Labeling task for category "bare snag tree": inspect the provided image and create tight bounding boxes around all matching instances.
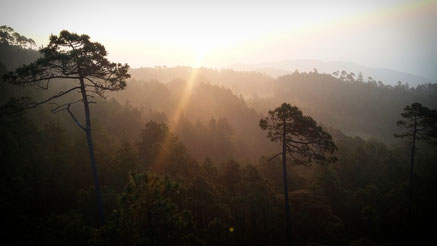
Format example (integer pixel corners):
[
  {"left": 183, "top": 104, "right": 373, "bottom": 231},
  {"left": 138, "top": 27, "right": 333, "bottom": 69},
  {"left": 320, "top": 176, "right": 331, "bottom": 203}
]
[
  {"left": 3, "top": 30, "right": 130, "bottom": 225},
  {"left": 259, "top": 103, "right": 337, "bottom": 245}
]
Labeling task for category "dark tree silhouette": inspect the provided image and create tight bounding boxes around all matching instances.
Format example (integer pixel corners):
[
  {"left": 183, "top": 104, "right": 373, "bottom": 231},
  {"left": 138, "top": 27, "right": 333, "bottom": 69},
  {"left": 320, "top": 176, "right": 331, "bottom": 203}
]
[
  {"left": 0, "top": 25, "right": 36, "bottom": 48},
  {"left": 3, "top": 30, "right": 130, "bottom": 225},
  {"left": 394, "top": 102, "right": 437, "bottom": 223},
  {"left": 259, "top": 103, "right": 337, "bottom": 245}
]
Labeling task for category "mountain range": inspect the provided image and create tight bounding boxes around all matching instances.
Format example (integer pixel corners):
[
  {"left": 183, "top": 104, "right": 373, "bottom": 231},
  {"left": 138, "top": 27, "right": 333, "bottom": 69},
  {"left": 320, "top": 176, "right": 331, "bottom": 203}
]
[{"left": 229, "top": 59, "right": 434, "bottom": 87}]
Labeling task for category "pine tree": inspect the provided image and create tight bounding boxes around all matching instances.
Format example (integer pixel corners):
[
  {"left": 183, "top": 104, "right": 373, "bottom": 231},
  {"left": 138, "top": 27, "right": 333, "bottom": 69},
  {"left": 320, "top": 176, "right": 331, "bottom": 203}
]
[
  {"left": 3, "top": 30, "right": 130, "bottom": 225},
  {"left": 260, "top": 103, "right": 337, "bottom": 245},
  {"left": 394, "top": 102, "right": 437, "bottom": 224}
]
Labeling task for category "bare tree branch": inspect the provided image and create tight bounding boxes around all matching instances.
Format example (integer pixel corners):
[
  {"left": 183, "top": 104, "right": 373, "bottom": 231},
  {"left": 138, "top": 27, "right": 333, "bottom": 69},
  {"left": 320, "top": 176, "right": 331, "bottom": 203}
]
[
  {"left": 267, "top": 152, "right": 283, "bottom": 161},
  {"left": 66, "top": 104, "right": 85, "bottom": 131}
]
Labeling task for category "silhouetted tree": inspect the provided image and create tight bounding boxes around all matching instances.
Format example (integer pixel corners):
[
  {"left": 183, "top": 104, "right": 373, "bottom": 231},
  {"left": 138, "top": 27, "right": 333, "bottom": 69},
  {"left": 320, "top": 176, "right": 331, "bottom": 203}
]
[
  {"left": 340, "top": 70, "right": 347, "bottom": 81},
  {"left": 259, "top": 103, "right": 337, "bottom": 245},
  {"left": 3, "top": 30, "right": 130, "bottom": 225},
  {"left": 357, "top": 72, "right": 364, "bottom": 83},
  {"left": 346, "top": 72, "right": 356, "bottom": 82},
  {"left": 0, "top": 25, "right": 14, "bottom": 45},
  {"left": 394, "top": 103, "right": 437, "bottom": 223},
  {"left": 0, "top": 25, "right": 35, "bottom": 48}
]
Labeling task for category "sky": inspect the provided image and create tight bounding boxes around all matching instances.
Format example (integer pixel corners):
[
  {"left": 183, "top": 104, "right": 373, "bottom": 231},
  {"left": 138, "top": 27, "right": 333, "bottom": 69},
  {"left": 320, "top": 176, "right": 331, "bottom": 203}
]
[{"left": 1, "top": 0, "right": 437, "bottom": 79}]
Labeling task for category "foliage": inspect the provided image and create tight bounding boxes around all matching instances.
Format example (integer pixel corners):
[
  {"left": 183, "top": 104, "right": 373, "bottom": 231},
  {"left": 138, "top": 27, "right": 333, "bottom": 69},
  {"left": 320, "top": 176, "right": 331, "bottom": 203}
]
[
  {"left": 92, "top": 172, "right": 201, "bottom": 246},
  {"left": 3, "top": 30, "right": 130, "bottom": 111},
  {"left": 260, "top": 103, "right": 337, "bottom": 165},
  {"left": 0, "top": 25, "right": 36, "bottom": 48},
  {"left": 2, "top": 30, "right": 437, "bottom": 246},
  {"left": 272, "top": 71, "right": 437, "bottom": 142},
  {"left": 2, "top": 30, "right": 130, "bottom": 225},
  {"left": 394, "top": 102, "right": 437, "bottom": 228},
  {"left": 394, "top": 102, "right": 437, "bottom": 144},
  {"left": 288, "top": 190, "right": 344, "bottom": 245}
]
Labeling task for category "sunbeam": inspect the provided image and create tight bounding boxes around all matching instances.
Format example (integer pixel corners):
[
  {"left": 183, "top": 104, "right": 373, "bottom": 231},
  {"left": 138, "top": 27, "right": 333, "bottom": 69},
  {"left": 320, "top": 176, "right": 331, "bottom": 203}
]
[{"left": 150, "top": 51, "right": 205, "bottom": 172}]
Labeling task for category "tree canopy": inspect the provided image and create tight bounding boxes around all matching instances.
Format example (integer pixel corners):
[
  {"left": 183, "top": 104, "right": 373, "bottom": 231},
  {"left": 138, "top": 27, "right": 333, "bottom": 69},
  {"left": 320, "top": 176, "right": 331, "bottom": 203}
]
[
  {"left": 395, "top": 102, "right": 437, "bottom": 144},
  {"left": 4, "top": 30, "right": 129, "bottom": 110},
  {"left": 0, "top": 25, "right": 36, "bottom": 48},
  {"left": 2, "top": 27, "right": 437, "bottom": 246},
  {"left": 259, "top": 103, "right": 337, "bottom": 245},
  {"left": 260, "top": 103, "right": 337, "bottom": 165}
]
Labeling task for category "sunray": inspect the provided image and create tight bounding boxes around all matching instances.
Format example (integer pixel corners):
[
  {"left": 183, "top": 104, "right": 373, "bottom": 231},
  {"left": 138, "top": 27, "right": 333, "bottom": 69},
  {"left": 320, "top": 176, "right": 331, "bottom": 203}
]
[{"left": 150, "top": 51, "right": 204, "bottom": 172}]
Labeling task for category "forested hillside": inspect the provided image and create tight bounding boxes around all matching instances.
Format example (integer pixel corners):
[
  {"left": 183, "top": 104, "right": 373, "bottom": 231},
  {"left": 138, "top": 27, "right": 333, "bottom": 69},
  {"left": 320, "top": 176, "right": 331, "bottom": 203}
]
[
  {"left": 124, "top": 67, "right": 437, "bottom": 143},
  {"left": 1, "top": 36, "right": 437, "bottom": 245}
]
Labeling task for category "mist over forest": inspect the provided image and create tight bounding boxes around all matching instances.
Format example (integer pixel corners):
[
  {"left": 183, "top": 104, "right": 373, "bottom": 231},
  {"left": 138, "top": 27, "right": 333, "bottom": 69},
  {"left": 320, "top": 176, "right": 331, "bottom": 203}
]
[{"left": 1, "top": 13, "right": 437, "bottom": 246}]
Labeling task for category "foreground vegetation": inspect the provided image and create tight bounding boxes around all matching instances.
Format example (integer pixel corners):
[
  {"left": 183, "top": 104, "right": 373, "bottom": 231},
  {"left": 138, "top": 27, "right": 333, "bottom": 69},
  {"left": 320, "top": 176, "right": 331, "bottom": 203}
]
[{"left": 2, "top": 105, "right": 436, "bottom": 245}]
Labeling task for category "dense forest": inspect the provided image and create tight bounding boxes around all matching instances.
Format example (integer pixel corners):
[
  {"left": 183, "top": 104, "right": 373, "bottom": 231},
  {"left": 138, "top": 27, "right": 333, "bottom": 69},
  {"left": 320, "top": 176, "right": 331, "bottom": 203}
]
[{"left": 1, "top": 28, "right": 437, "bottom": 246}]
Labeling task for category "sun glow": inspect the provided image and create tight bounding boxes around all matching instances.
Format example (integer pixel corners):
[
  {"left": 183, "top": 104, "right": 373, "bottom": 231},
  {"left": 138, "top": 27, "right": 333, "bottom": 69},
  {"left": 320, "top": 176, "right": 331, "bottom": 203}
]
[{"left": 3, "top": 0, "right": 437, "bottom": 77}]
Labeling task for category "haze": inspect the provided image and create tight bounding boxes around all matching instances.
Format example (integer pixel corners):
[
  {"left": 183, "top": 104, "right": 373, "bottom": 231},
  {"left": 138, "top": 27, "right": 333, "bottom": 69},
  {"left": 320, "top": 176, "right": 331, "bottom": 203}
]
[
  {"left": 2, "top": 0, "right": 437, "bottom": 245},
  {"left": 1, "top": 0, "right": 437, "bottom": 79}
]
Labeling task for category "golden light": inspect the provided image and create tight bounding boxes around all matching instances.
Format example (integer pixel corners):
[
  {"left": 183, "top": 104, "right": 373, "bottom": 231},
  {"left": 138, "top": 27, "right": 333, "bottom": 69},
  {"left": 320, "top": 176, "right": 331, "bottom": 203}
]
[{"left": 150, "top": 47, "right": 205, "bottom": 171}]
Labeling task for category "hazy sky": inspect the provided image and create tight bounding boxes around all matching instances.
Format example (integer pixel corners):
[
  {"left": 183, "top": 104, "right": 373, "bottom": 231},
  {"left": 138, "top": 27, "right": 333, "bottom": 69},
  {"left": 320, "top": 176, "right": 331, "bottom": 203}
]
[{"left": 1, "top": 0, "right": 437, "bottom": 79}]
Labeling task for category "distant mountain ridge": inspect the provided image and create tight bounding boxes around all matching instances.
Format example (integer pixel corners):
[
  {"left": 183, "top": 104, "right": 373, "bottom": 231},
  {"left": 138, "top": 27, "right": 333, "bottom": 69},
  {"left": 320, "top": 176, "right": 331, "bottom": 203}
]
[
  {"left": 230, "top": 59, "right": 434, "bottom": 87},
  {"left": 2, "top": 44, "right": 436, "bottom": 145}
]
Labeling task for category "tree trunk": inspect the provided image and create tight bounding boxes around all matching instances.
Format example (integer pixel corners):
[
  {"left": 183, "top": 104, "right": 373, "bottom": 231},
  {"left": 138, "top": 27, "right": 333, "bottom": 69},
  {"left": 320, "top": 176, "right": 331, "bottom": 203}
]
[
  {"left": 408, "top": 117, "right": 417, "bottom": 225},
  {"left": 79, "top": 77, "right": 105, "bottom": 226},
  {"left": 282, "top": 119, "right": 292, "bottom": 246}
]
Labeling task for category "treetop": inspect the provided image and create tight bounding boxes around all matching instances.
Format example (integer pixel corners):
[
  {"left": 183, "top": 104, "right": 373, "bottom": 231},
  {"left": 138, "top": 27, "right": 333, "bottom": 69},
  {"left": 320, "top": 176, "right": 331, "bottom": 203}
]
[
  {"left": 2, "top": 30, "right": 130, "bottom": 114},
  {"left": 260, "top": 103, "right": 337, "bottom": 165},
  {"left": 395, "top": 103, "right": 437, "bottom": 144},
  {"left": 4, "top": 30, "right": 130, "bottom": 94}
]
